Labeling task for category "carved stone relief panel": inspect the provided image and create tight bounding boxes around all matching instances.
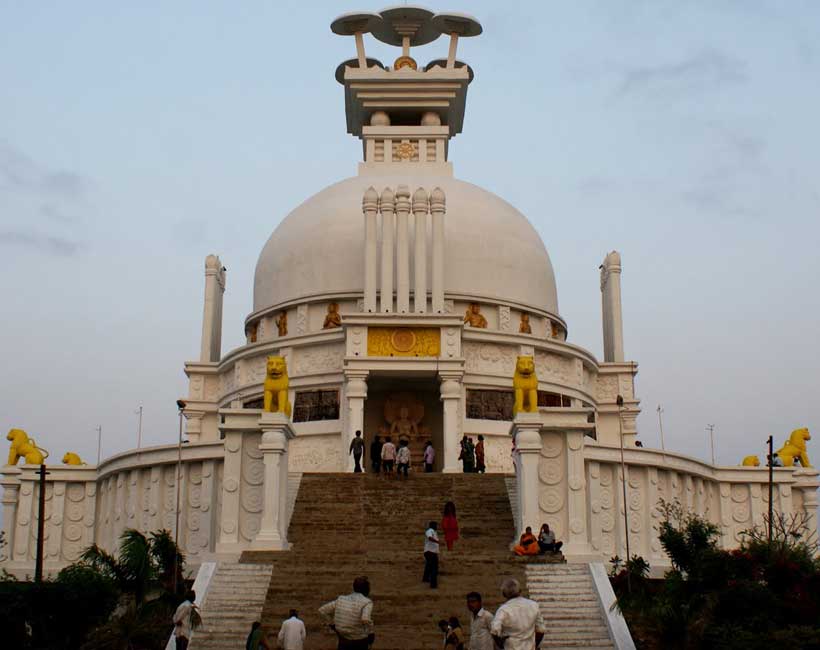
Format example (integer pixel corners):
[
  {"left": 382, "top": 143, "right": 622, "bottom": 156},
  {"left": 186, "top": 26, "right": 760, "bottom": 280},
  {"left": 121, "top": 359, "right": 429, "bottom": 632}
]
[
  {"left": 293, "top": 343, "right": 345, "bottom": 376},
  {"left": 535, "top": 351, "right": 577, "bottom": 387},
  {"left": 464, "top": 342, "right": 517, "bottom": 376},
  {"left": 596, "top": 375, "right": 619, "bottom": 402},
  {"left": 246, "top": 356, "right": 268, "bottom": 385},
  {"left": 239, "top": 432, "right": 264, "bottom": 543},
  {"left": 498, "top": 305, "right": 511, "bottom": 332},
  {"left": 296, "top": 304, "right": 309, "bottom": 335},
  {"left": 466, "top": 389, "right": 514, "bottom": 421},
  {"left": 289, "top": 434, "right": 342, "bottom": 472}
]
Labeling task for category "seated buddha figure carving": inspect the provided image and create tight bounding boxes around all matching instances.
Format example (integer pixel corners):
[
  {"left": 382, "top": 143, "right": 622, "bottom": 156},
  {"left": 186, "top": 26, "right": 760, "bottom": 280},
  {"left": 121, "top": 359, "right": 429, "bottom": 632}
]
[
  {"left": 519, "top": 313, "right": 532, "bottom": 334},
  {"left": 276, "top": 311, "right": 288, "bottom": 337},
  {"left": 323, "top": 302, "right": 342, "bottom": 329},
  {"left": 463, "top": 303, "right": 488, "bottom": 328},
  {"left": 391, "top": 406, "right": 418, "bottom": 443}
]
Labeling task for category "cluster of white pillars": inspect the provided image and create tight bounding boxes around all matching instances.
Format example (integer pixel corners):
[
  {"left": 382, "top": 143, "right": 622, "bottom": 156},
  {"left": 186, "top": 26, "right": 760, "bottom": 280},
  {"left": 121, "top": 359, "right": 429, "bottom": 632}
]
[{"left": 362, "top": 185, "right": 446, "bottom": 314}]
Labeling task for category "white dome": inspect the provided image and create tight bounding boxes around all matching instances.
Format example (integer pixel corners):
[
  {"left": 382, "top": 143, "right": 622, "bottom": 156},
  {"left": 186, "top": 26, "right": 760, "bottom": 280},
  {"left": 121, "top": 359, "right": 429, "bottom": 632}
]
[{"left": 253, "top": 174, "right": 559, "bottom": 316}]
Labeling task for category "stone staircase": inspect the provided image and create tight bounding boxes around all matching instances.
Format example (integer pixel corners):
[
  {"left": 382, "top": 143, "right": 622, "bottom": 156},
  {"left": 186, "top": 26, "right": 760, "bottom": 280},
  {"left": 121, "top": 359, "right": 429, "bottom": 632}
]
[
  {"left": 527, "top": 564, "right": 615, "bottom": 649},
  {"left": 242, "top": 472, "right": 567, "bottom": 650},
  {"left": 189, "top": 562, "right": 272, "bottom": 650}
]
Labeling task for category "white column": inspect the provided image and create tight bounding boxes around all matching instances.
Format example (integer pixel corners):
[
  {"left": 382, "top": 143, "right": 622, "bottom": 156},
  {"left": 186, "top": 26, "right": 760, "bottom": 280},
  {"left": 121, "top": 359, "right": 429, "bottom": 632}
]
[
  {"left": 250, "top": 413, "right": 295, "bottom": 550},
  {"left": 564, "top": 429, "right": 593, "bottom": 555},
  {"left": 413, "top": 187, "right": 428, "bottom": 313},
  {"left": 379, "top": 187, "right": 394, "bottom": 313},
  {"left": 345, "top": 372, "right": 368, "bottom": 472},
  {"left": 439, "top": 373, "right": 462, "bottom": 473},
  {"left": 511, "top": 413, "right": 542, "bottom": 538},
  {"left": 430, "top": 187, "right": 446, "bottom": 313},
  {"left": 362, "top": 187, "right": 378, "bottom": 313},
  {"left": 600, "top": 251, "right": 624, "bottom": 362},
  {"left": 200, "top": 255, "right": 226, "bottom": 362},
  {"left": 395, "top": 185, "right": 411, "bottom": 313},
  {"left": 447, "top": 33, "right": 459, "bottom": 68},
  {"left": 354, "top": 32, "right": 366, "bottom": 68},
  {"left": 0, "top": 467, "right": 21, "bottom": 563}
]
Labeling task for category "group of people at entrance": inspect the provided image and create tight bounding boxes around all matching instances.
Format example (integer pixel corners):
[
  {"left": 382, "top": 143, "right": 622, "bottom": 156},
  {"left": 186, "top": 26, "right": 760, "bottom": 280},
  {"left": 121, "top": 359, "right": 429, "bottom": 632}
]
[
  {"left": 513, "top": 524, "right": 563, "bottom": 556},
  {"left": 459, "top": 435, "right": 486, "bottom": 473},
  {"left": 349, "top": 430, "right": 437, "bottom": 475},
  {"left": 313, "top": 576, "right": 545, "bottom": 650}
]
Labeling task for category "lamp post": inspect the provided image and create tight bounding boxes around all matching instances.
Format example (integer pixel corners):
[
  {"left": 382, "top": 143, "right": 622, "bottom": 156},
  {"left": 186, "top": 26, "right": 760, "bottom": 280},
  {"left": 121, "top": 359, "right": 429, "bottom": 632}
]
[
  {"left": 657, "top": 405, "right": 666, "bottom": 460},
  {"left": 136, "top": 405, "right": 143, "bottom": 449},
  {"left": 34, "top": 463, "right": 50, "bottom": 583},
  {"left": 96, "top": 425, "right": 102, "bottom": 465},
  {"left": 617, "top": 395, "right": 631, "bottom": 592},
  {"left": 707, "top": 424, "right": 716, "bottom": 466},
  {"left": 767, "top": 435, "right": 774, "bottom": 544},
  {"left": 173, "top": 399, "right": 186, "bottom": 594}
]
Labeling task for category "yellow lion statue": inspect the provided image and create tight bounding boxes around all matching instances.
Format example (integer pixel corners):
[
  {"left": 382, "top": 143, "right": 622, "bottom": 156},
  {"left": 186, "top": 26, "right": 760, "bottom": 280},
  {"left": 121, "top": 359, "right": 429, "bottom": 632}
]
[
  {"left": 263, "top": 355, "right": 292, "bottom": 417},
  {"left": 741, "top": 455, "right": 760, "bottom": 467},
  {"left": 62, "top": 452, "right": 85, "bottom": 466},
  {"left": 6, "top": 429, "right": 49, "bottom": 465},
  {"left": 513, "top": 355, "right": 538, "bottom": 415},
  {"left": 776, "top": 428, "right": 812, "bottom": 467}
]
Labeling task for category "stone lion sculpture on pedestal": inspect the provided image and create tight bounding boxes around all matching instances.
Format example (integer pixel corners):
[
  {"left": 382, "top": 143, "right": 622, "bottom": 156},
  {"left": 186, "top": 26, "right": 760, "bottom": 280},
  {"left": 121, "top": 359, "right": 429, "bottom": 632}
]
[
  {"left": 6, "top": 429, "right": 49, "bottom": 465},
  {"left": 776, "top": 428, "right": 812, "bottom": 467},
  {"left": 263, "top": 355, "right": 292, "bottom": 417},
  {"left": 513, "top": 355, "right": 538, "bottom": 415}
]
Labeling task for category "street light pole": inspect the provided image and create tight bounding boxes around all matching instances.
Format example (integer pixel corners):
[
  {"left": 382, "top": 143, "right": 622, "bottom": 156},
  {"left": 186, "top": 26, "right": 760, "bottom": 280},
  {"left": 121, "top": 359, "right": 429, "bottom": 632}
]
[
  {"left": 617, "top": 395, "right": 631, "bottom": 592},
  {"left": 767, "top": 435, "right": 774, "bottom": 544},
  {"left": 707, "top": 424, "right": 716, "bottom": 466},
  {"left": 34, "top": 463, "right": 49, "bottom": 583},
  {"left": 136, "top": 405, "right": 143, "bottom": 449},
  {"left": 173, "top": 399, "right": 186, "bottom": 594},
  {"left": 657, "top": 405, "right": 666, "bottom": 460}
]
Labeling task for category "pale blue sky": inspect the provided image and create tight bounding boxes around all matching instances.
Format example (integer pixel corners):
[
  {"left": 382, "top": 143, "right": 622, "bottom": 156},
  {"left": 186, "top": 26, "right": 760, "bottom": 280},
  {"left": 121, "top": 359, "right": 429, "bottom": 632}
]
[{"left": 1, "top": 1, "right": 818, "bottom": 467}]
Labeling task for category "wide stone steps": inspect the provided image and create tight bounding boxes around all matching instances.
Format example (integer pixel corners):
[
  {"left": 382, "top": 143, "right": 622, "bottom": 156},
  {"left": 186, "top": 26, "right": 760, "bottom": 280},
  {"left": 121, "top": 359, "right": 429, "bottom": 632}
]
[
  {"left": 189, "top": 562, "right": 272, "bottom": 650},
  {"left": 526, "top": 564, "right": 615, "bottom": 649}
]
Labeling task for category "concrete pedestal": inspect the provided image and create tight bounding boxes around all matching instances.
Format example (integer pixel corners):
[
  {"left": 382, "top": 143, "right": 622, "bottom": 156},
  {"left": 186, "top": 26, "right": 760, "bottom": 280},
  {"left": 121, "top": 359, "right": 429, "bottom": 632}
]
[
  {"left": 249, "top": 412, "right": 295, "bottom": 551},
  {"left": 511, "top": 412, "right": 542, "bottom": 536}
]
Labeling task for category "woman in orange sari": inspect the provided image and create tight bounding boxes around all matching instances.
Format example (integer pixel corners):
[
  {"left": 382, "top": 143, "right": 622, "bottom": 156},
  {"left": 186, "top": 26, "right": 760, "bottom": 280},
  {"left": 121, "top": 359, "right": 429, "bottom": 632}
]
[
  {"left": 513, "top": 526, "right": 539, "bottom": 556},
  {"left": 441, "top": 501, "right": 460, "bottom": 551}
]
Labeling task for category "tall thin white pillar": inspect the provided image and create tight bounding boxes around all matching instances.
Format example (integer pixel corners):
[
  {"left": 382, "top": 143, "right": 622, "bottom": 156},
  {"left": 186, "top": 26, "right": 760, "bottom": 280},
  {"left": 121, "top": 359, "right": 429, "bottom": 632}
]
[
  {"left": 345, "top": 372, "right": 368, "bottom": 472},
  {"left": 430, "top": 187, "right": 446, "bottom": 313},
  {"left": 200, "top": 255, "right": 226, "bottom": 362},
  {"left": 600, "top": 251, "right": 624, "bottom": 362},
  {"left": 412, "top": 187, "right": 428, "bottom": 313},
  {"left": 363, "top": 187, "right": 378, "bottom": 313},
  {"left": 439, "top": 373, "right": 462, "bottom": 472},
  {"left": 511, "top": 413, "right": 542, "bottom": 538},
  {"left": 380, "top": 187, "right": 394, "bottom": 313},
  {"left": 395, "top": 185, "right": 411, "bottom": 313}
]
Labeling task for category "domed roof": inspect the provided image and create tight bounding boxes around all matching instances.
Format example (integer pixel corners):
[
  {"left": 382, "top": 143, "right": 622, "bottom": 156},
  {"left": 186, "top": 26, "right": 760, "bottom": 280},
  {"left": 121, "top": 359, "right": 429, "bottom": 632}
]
[{"left": 253, "top": 174, "right": 559, "bottom": 316}]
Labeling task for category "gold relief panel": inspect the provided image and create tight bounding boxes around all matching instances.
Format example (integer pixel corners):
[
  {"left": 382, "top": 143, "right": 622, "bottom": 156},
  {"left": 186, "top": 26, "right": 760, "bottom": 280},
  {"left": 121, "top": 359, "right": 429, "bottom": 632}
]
[{"left": 367, "top": 327, "right": 441, "bottom": 357}]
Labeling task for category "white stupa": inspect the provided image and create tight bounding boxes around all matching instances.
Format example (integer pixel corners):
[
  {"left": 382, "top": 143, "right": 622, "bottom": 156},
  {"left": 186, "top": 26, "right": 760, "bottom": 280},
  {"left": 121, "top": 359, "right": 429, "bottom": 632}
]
[{"left": 1, "top": 6, "right": 815, "bottom": 575}]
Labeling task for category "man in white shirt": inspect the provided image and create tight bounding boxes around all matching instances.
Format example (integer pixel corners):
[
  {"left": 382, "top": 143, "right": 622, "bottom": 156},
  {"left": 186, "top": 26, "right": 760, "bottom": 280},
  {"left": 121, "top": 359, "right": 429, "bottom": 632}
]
[
  {"left": 466, "top": 592, "right": 495, "bottom": 650},
  {"left": 318, "top": 576, "right": 374, "bottom": 649},
  {"left": 491, "top": 578, "right": 546, "bottom": 650},
  {"left": 172, "top": 589, "right": 197, "bottom": 650},
  {"left": 277, "top": 609, "right": 306, "bottom": 650},
  {"left": 396, "top": 440, "right": 411, "bottom": 478},
  {"left": 380, "top": 436, "right": 396, "bottom": 475},
  {"left": 422, "top": 521, "right": 440, "bottom": 589}
]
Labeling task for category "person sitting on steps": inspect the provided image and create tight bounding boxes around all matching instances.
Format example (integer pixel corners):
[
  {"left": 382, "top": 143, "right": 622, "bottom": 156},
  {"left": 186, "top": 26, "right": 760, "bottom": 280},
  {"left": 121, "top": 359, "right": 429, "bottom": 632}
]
[
  {"left": 537, "top": 523, "right": 563, "bottom": 554},
  {"left": 513, "top": 527, "right": 539, "bottom": 556}
]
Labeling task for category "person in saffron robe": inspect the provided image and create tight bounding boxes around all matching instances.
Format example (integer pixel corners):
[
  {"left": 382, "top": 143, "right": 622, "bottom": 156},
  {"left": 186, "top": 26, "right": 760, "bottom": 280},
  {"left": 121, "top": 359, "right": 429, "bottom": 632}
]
[
  {"left": 513, "top": 526, "right": 539, "bottom": 556},
  {"left": 441, "top": 501, "right": 460, "bottom": 551}
]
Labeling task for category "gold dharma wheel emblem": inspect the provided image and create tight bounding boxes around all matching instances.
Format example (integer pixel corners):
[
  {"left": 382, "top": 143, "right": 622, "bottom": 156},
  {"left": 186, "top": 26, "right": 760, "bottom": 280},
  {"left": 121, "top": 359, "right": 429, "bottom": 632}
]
[
  {"left": 393, "top": 55, "right": 418, "bottom": 71},
  {"left": 390, "top": 329, "right": 417, "bottom": 353},
  {"left": 397, "top": 141, "right": 416, "bottom": 160}
]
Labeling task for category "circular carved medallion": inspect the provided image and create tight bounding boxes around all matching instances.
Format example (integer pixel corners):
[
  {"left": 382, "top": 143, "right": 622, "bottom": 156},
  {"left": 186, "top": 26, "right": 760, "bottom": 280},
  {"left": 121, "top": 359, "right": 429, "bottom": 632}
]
[{"left": 391, "top": 329, "right": 417, "bottom": 352}]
